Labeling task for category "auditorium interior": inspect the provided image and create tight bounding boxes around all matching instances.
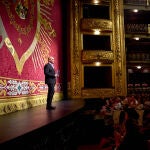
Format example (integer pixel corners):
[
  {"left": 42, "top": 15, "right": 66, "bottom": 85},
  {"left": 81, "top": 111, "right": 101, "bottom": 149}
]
[{"left": 0, "top": 0, "right": 150, "bottom": 150}]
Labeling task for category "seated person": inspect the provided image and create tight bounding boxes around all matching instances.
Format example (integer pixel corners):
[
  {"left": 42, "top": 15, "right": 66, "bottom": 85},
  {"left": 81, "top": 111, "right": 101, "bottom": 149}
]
[
  {"left": 117, "top": 118, "right": 147, "bottom": 150},
  {"left": 141, "top": 109, "right": 150, "bottom": 140}
]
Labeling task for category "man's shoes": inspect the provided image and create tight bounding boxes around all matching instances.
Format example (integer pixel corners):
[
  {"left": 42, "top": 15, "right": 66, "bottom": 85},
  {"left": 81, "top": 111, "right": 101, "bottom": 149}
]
[
  {"left": 46, "top": 106, "right": 56, "bottom": 110},
  {"left": 50, "top": 106, "right": 56, "bottom": 109}
]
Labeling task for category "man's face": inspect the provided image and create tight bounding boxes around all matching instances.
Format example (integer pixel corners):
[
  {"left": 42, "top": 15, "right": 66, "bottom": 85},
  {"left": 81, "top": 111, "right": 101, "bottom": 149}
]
[{"left": 48, "top": 57, "right": 54, "bottom": 64}]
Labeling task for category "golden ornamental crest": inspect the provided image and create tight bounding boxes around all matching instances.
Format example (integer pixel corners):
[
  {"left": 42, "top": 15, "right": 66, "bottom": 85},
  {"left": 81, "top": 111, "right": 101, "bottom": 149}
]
[{"left": 15, "top": 0, "right": 28, "bottom": 19}]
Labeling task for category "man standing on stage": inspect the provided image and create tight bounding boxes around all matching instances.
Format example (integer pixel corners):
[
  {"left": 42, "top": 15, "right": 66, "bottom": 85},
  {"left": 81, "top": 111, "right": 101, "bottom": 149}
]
[{"left": 44, "top": 56, "right": 56, "bottom": 110}]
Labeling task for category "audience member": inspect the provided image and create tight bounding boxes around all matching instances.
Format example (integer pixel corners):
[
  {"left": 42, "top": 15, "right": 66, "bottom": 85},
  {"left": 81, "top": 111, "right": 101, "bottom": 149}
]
[{"left": 117, "top": 118, "right": 147, "bottom": 150}]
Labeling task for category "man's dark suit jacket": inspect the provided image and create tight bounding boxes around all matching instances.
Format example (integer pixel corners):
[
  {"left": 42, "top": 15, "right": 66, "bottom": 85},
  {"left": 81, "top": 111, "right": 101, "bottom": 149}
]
[{"left": 44, "top": 63, "right": 56, "bottom": 85}]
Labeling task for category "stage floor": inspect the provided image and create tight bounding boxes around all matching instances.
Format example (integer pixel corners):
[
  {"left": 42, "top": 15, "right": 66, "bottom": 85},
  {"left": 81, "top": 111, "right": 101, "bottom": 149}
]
[{"left": 0, "top": 99, "right": 85, "bottom": 145}]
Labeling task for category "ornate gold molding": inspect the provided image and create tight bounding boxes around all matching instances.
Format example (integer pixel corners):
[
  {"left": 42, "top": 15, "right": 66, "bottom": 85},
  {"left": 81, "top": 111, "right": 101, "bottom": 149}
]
[
  {"left": 70, "top": 0, "right": 127, "bottom": 99},
  {"left": 0, "top": 93, "right": 63, "bottom": 115},
  {"left": 70, "top": 0, "right": 81, "bottom": 98},
  {"left": 82, "top": 88, "right": 115, "bottom": 98},
  {"left": 0, "top": 95, "right": 46, "bottom": 115},
  {"left": 81, "top": 19, "right": 112, "bottom": 32},
  {"left": 112, "top": 0, "right": 127, "bottom": 96},
  {"left": 81, "top": 50, "right": 114, "bottom": 64}
]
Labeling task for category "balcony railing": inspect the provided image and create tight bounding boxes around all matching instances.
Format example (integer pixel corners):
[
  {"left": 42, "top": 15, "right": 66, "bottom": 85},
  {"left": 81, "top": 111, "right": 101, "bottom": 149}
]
[
  {"left": 124, "top": 0, "right": 150, "bottom": 6},
  {"left": 125, "top": 24, "right": 149, "bottom": 34},
  {"left": 127, "top": 53, "right": 150, "bottom": 61}
]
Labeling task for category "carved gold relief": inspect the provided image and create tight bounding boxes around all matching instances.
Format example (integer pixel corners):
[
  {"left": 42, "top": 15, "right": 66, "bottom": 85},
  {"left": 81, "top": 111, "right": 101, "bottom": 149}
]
[
  {"left": 0, "top": 93, "right": 63, "bottom": 115},
  {"left": 70, "top": 0, "right": 127, "bottom": 99},
  {"left": 82, "top": 88, "right": 115, "bottom": 98},
  {"left": 71, "top": 0, "right": 81, "bottom": 98},
  {"left": 81, "top": 19, "right": 112, "bottom": 32},
  {"left": 81, "top": 50, "right": 114, "bottom": 64},
  {"left": 112, "top": 0, "right": 127, "bottom": 96}
]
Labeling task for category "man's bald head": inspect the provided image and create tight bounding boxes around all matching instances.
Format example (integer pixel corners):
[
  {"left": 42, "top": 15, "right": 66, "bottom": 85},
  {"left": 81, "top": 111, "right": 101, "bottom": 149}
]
[{"left": 48, "top": 56, "right": 54, "bottom": 64}]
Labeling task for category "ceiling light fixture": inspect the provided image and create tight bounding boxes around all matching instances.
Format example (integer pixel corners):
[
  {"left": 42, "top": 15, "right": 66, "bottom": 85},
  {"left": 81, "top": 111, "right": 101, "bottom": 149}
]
[
  {"left": 94, "top": 62, "right": 101, "bottom": 66},
  {"left": 136, "top": 66, "right": 142, "bottom": 69},
  {"left": 133, "top": 9, "right": 138, "bottom": 13},
  {"left": 94, "top": 29, "right": 101, "bottom": 35},
  {"left": 133, "top": 37, "right": 140, "bottom": 40}
]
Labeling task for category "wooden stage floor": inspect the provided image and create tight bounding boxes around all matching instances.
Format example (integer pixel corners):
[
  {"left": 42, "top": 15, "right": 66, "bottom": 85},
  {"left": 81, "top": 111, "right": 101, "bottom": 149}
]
[{"left": 0, "top": 99, "right": 85, "bottom": 146}]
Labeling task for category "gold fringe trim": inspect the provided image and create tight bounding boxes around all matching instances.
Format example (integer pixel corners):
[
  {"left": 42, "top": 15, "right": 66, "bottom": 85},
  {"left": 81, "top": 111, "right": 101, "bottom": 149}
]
[{"left": 0, "top": 93, "right": 63, "bottom": 115}]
